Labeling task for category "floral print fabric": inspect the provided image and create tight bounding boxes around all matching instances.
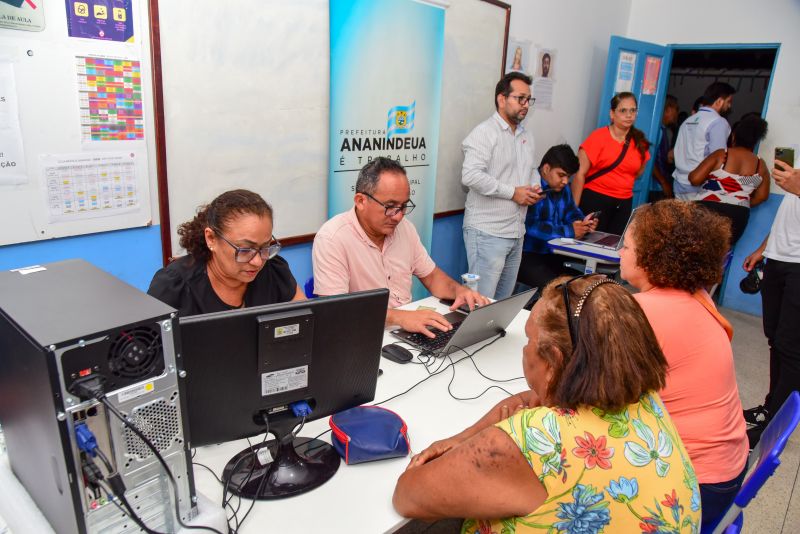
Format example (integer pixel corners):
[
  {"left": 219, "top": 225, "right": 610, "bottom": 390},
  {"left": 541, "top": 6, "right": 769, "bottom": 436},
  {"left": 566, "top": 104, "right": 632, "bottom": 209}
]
[{"left": 462, "top": 392, "right": 701, "bottom": 534}]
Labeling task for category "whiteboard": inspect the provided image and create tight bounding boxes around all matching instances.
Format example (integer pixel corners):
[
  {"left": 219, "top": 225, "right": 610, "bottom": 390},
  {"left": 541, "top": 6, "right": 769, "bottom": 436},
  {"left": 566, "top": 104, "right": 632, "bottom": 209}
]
[
  {"left": 158, "top": 0, "right": 508, "bottom": 255},
  {"left": 435, "top": 0, "right": 507, "bottom": 213},
  {"left": 0, "top": 0, "right": 155, "bottom": 247}
]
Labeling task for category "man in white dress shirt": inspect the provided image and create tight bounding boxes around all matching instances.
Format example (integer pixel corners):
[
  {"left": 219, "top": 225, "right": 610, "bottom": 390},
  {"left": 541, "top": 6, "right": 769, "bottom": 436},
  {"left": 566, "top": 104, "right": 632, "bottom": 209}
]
[
  {"left": 461, "top": 72, "right": 542, "bottom": 299},
  {"left": 672, "top": 81, "right": 735, "bottom": 199}
]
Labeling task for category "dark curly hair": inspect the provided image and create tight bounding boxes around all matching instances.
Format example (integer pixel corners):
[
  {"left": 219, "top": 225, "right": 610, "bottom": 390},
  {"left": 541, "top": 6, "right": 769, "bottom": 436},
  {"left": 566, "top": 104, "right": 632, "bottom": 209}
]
[
  {"left": 178, "top": 189, "right": 273, "bottom": 263},
  {"left": 732, "top": 115, "right": 768, "bottom": 151},
  {"left": 630, "top": 200, "right": 730, "bottom": 292},
  {"left": 534, "top": 275, "right": 667, "bottom": 412}
]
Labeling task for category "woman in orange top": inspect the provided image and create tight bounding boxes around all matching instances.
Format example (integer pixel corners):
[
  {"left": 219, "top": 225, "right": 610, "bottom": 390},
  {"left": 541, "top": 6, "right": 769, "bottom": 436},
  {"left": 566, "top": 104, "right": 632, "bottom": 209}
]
[
  {"left": 618, "top": 200, "right": 748, "bottom": 530},
  {"left": 572, "top": 92, "right": 650, "bottom": 235}
]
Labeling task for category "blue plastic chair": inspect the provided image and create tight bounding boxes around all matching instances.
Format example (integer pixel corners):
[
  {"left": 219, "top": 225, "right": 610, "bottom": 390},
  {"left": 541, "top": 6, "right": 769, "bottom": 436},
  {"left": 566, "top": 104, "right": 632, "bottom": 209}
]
[
  {"left": 704, "top": 391, "right": 800, "bottom": 534},
  {"left": 304, "top": 276, "right": 316, "bottom": 299}
]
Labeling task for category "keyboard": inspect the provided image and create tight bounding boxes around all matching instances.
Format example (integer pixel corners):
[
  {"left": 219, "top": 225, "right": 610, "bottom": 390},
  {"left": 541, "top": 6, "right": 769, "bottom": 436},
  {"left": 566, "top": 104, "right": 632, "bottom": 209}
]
[
  {"left": 405, "top": 322, "right": 463, "bottom": 352},
  {"left": 594, "top": 234, "right": 621, "bottom": 247}
]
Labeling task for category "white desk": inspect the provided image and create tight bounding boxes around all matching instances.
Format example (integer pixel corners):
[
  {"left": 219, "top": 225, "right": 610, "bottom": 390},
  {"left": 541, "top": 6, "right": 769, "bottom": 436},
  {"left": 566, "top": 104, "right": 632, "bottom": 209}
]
[
  {"left": 192, "top": 296, "right": 530, "bottom": 533},
  {"left": 0, "top": 297, "right": 531, "bottom": 534},
  {"left": 548, "top": 238, "right": 620, "bottom": 274}
]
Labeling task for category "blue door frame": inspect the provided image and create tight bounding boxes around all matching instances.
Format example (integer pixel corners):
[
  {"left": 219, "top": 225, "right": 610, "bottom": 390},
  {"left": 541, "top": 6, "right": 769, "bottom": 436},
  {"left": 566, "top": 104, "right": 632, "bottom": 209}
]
[
  {"left": 600, "top": 38, "right": 781, "bottom": 308},
  {"left": 597, "top": 37, "right": 672, "bottom": 207},
  {"left": 599, "top": 39, "right": 781, "bottom": 209}
]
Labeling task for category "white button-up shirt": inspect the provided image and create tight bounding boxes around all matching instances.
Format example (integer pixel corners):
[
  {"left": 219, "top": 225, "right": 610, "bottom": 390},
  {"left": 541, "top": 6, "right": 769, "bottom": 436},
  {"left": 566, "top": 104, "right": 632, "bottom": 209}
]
[{"left": 461, "top": 112, "right": 536, "bottom": 238}]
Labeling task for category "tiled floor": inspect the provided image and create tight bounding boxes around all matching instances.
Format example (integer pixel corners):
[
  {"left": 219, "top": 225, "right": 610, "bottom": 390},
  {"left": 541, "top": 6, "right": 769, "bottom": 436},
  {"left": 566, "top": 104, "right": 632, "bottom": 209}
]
[{"left": 725, "top": 307, "right": 800, "bottom": 533}]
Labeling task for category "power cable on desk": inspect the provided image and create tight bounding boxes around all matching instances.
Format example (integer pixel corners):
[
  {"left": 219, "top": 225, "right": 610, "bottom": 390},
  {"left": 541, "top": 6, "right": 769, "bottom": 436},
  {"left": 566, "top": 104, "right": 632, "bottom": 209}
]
[
  {"left": 190, "top": 461, "right": 243, "bottom": 533},
  {"left": 193, "top": 425, "right": 335, "bottom": 533},
  {"left": 373, "top": 333, "right": 511, "bottom": 406},
  {"left": 193, "top": 460, "right": 222, "bottom": 484},
  {"left": 236, "top": 415, "right": 307, "bottom": 530},
  {"left": 443, "top": 347, "right": 518, "bottom": 401},
  {"left": 221, "top": 428, "right": 269, "bottom": 534}
]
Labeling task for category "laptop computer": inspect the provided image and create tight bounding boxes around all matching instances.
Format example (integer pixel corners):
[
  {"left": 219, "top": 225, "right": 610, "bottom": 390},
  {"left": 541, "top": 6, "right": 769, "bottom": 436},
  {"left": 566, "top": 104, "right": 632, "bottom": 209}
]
[
  {"left": 390, "top": 288, "right": 537, "bottom": 356},
  {"left": 575, "top": 204, "right": 646, "bottom": 251}
]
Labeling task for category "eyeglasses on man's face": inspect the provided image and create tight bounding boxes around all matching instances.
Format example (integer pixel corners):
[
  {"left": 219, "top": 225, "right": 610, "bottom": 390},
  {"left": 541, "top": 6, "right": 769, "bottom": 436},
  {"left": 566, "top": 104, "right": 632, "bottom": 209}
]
[
  {"left": 212, "top": 227, "right": 282, "bottom": 263},
  {"left": 508, "top": 93, "right": 535, "bottom": 107},
  {"left": 360, "top": 191, "right": 416, "bottom": 217}
]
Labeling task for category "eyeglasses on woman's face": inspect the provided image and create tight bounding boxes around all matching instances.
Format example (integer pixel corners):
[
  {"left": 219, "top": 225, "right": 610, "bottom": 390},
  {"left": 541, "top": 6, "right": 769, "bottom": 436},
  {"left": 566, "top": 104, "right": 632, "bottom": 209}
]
[
  {"left": 615, "top": 106, "right": 638, "bottom": 116},
  {"left": 212, "top": 227, "right": 282, "bottom": 263}
]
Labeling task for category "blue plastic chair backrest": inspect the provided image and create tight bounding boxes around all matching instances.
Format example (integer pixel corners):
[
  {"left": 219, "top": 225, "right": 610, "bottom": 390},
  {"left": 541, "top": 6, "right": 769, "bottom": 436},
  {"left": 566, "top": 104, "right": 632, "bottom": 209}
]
[
  {"left": 709, "top": 391, "right": 800, "bottom": 534},
  {"left": 737, "top": 391, "right": 800, "bottom": 505},
  {"left": 304, "top": 277, "right": 316, "bottom": 299}
]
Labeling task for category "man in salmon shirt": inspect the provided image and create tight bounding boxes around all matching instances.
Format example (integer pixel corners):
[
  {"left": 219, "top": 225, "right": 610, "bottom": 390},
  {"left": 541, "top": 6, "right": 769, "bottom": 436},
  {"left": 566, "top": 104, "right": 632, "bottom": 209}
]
[{"left": 313, "top": 157, "right": 489, "bottom": 339}]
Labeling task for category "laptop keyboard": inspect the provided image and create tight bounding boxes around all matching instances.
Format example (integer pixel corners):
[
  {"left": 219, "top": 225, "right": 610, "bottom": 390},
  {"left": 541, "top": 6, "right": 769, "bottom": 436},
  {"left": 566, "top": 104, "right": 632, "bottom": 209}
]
[
  {"left": 406, "top": 321, "right": 463, "bottom": 352},
  {"left": 594, "top": 234, "right": 620, "bottom": 247}
]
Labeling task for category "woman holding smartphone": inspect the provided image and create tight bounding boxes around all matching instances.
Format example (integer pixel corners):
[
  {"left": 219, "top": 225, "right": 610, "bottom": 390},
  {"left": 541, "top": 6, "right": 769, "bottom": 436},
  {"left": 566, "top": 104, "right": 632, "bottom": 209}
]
[{"left": 572, "top": 92, "right": 651, "bottom": 235}]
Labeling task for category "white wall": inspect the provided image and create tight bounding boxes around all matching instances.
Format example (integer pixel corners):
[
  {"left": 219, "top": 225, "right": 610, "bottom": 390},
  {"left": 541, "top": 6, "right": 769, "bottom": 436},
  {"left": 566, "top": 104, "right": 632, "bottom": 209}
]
[
  {"left": 627, "top": 0, "right": 800, "bottom": 195},
  {"left": 504, "top": 0, "right": 632, "bottom": 160}
]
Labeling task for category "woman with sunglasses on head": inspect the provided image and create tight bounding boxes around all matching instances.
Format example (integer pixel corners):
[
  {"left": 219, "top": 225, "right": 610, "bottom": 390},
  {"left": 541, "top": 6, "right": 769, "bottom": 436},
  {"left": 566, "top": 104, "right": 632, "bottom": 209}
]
[
  {"left": 618, "top": 200, "right": 747, "bottom": 530},
  {"left": 572, "top": 92, "right": 651, "bottom": 235},
  {"left": 393, "top": 274, "right": 701, "bottom": 533},
  {"left": 148, "top": 189, "right": 305, "bottom": 317}
]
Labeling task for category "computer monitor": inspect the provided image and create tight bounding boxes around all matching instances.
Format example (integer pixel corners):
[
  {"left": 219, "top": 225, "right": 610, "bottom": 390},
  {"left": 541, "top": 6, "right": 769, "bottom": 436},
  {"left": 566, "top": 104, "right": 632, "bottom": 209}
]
[{"left": 176, "top": 289, "right": 389, "bottom": 499}]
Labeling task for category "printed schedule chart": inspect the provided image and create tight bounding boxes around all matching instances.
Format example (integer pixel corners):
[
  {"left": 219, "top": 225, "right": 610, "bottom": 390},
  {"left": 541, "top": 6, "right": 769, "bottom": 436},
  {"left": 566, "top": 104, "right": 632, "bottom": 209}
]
[{"left": 76, "top": 56, "right": 144, "bottom": 142}]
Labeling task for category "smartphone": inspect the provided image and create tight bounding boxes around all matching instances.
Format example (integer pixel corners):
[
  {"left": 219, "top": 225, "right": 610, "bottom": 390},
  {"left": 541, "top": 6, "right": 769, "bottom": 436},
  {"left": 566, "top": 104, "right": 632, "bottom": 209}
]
[
  {"left": 775, "top": 147, "right": 795, "bottom": 169},
  {"left": 586, "top": 210, "right": 602, "bottom": 221}
]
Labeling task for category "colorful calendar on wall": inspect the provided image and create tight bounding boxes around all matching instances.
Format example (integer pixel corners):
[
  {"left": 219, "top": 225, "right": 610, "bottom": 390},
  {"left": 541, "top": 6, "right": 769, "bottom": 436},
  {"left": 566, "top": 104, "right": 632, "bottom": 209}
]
[{"left": 76, "top": 56, "right": 144, "bottom": 142}]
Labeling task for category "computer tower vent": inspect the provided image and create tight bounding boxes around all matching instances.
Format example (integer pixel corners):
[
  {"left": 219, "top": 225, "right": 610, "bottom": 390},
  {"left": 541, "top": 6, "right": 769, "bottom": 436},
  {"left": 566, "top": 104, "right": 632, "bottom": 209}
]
[
  {"left": 109, "top": 326, "right": 162, "bottom": 379},
  {"left": 123, "top": 398, "right": 181, "bottom": 460}
]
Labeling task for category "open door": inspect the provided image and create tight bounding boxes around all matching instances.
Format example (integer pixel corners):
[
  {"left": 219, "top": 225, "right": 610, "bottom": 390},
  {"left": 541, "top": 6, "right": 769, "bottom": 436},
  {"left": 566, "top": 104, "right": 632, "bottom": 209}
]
[{"left": 597, "top": 36, "right": 672, "bottom": 207}]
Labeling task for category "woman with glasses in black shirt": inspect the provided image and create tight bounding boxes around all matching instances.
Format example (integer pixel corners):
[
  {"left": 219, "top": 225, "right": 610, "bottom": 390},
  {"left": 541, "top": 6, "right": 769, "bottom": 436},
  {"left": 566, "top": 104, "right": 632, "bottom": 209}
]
[{"left": 148, "top": 189, "right": 305, "bottom": 317}]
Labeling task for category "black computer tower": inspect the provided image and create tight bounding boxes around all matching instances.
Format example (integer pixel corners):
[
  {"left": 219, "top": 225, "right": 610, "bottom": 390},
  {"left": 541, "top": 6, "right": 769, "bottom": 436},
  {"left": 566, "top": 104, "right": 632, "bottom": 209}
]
[{"left": 0, "top": 259, "right": 196, "bottom": 533}]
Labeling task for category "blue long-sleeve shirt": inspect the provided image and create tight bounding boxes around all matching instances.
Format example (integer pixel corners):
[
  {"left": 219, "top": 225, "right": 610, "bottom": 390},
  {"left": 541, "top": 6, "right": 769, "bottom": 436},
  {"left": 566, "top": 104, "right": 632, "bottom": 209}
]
[{"left": 523, "top": 170, "right": 585, "bottom": 254}]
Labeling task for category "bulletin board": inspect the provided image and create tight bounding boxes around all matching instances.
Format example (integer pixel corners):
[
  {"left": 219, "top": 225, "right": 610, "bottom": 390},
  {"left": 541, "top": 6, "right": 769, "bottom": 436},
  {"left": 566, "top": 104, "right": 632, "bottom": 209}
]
[
  {"left": 156, "top": 0, "right": 509, "bottom": 257},
  {"left": 0, "top": 0, "right": 157, "bottom": 247}
]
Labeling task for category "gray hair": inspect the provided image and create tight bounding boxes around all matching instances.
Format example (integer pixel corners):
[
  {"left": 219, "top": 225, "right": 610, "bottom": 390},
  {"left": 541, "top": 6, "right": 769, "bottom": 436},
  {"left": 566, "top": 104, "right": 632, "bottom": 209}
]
[{"left": 355, "top": 157, "right": 406, "bottom": 195}]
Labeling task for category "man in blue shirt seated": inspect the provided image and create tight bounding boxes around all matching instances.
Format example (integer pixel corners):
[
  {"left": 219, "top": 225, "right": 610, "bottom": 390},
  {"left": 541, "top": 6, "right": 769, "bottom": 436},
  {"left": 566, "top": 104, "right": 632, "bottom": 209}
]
[{"left": 517, "top": 144, "right": 597, "bottom": 290}]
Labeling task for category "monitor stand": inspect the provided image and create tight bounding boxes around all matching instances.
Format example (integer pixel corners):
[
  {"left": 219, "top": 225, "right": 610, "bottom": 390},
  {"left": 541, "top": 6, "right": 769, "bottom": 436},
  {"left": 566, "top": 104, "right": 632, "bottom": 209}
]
[{"left": 221, "top": 419, "right": 340, "bottom": 500}]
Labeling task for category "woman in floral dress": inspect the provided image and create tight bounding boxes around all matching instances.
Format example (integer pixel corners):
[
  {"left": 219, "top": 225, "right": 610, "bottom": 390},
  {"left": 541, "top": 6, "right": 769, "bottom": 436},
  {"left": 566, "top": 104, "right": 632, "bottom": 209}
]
[{"left": 393, "top": 274, "right": 701, "bottom": 533}]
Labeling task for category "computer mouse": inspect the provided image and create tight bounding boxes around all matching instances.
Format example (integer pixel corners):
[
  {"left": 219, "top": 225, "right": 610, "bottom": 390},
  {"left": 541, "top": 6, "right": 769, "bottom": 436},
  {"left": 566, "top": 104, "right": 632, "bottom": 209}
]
[{"left": 381, "top": 344, "right": 413, "bottom": 364}]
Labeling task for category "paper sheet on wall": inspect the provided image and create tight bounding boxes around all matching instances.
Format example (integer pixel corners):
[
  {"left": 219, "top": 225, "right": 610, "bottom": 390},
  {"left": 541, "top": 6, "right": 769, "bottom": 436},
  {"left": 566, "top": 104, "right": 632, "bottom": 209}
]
[
  {"left": 614, "top": 51, "right": 637, "bottom": 94},
  {"left": 0, "top": 0, "right": 46, "bottom": 32},
  {"left": 531, "top": 48, "right": 556, "bottom": 110},
  {"left": 642, "top": 56, "right": 661, "bottom": 95},
  {"left": 66, "top": 0, "right": 134, "bottom": 42},
  {"left": 40, "top": 152, "right": 140, "bottom": 222},
  {"left": 532, "top": 78, "right": 553, "bottom": 110},
  {"left": 0, "top": 62, "right": 27, "bottom": 185}
]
